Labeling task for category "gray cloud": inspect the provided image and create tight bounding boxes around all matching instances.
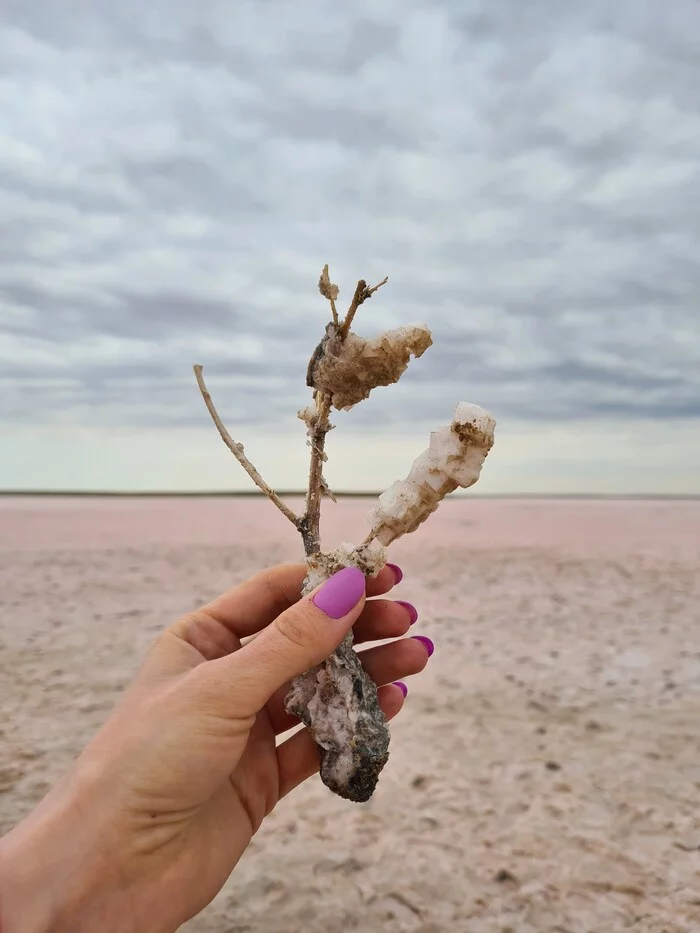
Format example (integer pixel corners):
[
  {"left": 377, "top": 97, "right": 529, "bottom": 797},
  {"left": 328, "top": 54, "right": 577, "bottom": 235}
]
[{"left": 1, "top": 0, "right": 699, "bottom": 435}]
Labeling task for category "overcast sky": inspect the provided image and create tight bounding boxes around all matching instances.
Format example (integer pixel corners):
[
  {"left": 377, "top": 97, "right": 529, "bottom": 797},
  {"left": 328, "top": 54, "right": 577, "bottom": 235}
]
[{"left": 1, "top": 0, "right": 699, "bottom": 494}]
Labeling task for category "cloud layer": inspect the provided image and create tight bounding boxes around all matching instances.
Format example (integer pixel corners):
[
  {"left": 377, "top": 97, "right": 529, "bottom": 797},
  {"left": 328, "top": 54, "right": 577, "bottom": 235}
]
[{"left": 1, "top": 0, "right": 699, "bottom": 443}]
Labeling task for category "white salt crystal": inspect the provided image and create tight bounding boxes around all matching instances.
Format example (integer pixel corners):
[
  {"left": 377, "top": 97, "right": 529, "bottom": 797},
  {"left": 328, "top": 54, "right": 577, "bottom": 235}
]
[{"left": 366, "top": 402, "right": 496, "bottom": 545}]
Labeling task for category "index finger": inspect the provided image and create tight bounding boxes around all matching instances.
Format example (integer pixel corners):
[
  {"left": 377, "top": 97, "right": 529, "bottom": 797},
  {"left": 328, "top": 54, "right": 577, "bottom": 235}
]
[{"left": 201, "top": 561, "right": 401, "bottom": 640}]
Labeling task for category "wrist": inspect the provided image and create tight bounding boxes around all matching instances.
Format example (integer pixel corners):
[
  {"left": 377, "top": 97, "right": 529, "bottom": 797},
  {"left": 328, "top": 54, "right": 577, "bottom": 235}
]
[{"left": 0, "top": 772, "right": 137, "bottom": 933}]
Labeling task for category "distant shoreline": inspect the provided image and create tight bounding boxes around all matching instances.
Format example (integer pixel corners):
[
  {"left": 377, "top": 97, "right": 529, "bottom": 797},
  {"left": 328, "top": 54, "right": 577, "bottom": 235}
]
[{"left": 0, "top": 491, "right": 698, "bottom": 501}]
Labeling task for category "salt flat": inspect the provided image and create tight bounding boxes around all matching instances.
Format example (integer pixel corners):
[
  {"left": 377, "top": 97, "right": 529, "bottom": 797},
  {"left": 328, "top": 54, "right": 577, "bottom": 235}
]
[{"left": 1, "top": 497, "right": 699, "bottom": 932}]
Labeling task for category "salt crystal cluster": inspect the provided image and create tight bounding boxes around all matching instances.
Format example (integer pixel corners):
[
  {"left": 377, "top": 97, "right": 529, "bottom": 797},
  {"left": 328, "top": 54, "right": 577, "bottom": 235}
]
[
  {"left": 301, "top": 541, "right": 388, "bottom": 595},
  {"left": 367, "top": 402, "right": 496, "bottom": 545},
  {"left": 307, "top": 324, "right": 433, "bottom": 410},
  {"left": 285, "top": 628, "right": 390, "bottom": 802}
]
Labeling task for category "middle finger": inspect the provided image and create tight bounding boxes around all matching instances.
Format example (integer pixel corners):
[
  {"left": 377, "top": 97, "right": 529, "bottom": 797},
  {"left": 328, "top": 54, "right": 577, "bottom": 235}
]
[{"left": 353, "top": 597, "right": 417, "bottom": 645}]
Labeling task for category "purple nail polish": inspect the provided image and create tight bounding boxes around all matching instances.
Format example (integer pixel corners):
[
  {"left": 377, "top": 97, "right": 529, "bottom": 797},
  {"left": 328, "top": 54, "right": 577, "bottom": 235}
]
[
  {"left": 394, "top": 681, "right": 408, "bottom": 698},
  {"left": 412, "top": 635, "right": 435, "bottom": 657},
  {"left": 387, "top": 562, "right": 404, "bottom": 584},
  {"left": 312, "top": 567, "right": 366, "bottom": 619},
  {"left": 396, "top": 600, "right": 418, "bottom": 625}
]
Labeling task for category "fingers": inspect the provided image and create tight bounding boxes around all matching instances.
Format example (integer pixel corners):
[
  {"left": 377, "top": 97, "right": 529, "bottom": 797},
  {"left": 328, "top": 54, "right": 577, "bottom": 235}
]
[
  {"left": 266, "top": 634, "right": 432, "bottom": 734},
  {"left": 187, "top": 567, "right": 371, "bottom": 719},
  {"left": 352, "top": 597, "right": 417, "bottom": 645},
  {"left": 199, "top": 564, "right": 310, "bottom": 638},
  {"left": 192, "top": 561, "right": 402, "bottom": 642},
  {"left": 144, "top": 562, "right": 404, "bottom": 680},
  {"left": 203, "top": 562, "right": 402, "bottom": 638},
  {"left": 276, "top": 683, "right": 407, "bottom": 799},
  {"left": 359, "top": 563, "right": 404, "bottom": 599},
  {"left": 142, "top": 564, "right": 313, "bottom": 681}
]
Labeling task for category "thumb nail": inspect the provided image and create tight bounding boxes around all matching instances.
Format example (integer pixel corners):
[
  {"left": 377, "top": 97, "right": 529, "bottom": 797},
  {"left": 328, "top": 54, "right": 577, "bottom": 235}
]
[{"left": 312, "top": 567, "right": 366, "bottom": 619}]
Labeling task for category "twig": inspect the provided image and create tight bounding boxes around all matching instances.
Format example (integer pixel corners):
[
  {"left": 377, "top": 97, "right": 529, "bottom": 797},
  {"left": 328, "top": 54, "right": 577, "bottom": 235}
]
[
  {"left": 301, "top": 267, "right": 389, "bottom": 554},
  {"left": 193, "top": 364, "right": 300, "bottom": 527},
  {"left": 320, "top": 476, "right": 337, "bottom": 503},
  {"left": 318, "top": 263, "right": 339, "bottom": 326},
  {"left": 339, "top": 275, "right": 389, "bottom": 339},
  {"left": 299, "top": 393, "right": 332, "bottom": 555}
]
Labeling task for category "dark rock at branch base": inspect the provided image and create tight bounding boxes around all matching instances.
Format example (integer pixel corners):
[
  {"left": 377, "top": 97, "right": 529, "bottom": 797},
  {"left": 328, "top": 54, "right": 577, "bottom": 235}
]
[{"left": 285, "top": 631, "right": 390, "bottom": 803}]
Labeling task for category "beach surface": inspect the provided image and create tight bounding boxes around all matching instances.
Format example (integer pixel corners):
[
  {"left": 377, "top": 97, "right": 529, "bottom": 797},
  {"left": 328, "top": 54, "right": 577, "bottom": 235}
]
[{"left": 1, "top": 496, "right": 699, "bottom": 932}]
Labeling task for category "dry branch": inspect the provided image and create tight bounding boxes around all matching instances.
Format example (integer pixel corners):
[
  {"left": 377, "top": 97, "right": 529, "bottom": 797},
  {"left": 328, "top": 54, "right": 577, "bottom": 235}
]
[
  {"left": 193, "top": 265, "right": 495, "bottom": 803},
  {"left": 193, "top": 364, "right": 299, "bottom": 527},
  {"left": 298, "top": 393, "right": 332, "bottom": 556}
]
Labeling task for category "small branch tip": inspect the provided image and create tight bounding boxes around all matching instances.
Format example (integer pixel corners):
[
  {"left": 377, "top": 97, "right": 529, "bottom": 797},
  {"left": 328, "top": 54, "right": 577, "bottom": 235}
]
[
  {"left": 339, "top": 274, "right": 389, "bottom": 338},
  {"left": 319, "top": 263, "right": 339, "bottom": 324}
]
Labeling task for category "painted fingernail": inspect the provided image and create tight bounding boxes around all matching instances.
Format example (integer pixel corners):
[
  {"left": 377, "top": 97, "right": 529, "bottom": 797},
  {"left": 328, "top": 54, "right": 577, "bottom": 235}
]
[
  {"left": 412, "top": 635, "right": 435, "bottom": 657},
  {"left": 387, "top": 562, "right": 404, "bottom": 584},
  {"left": 312, "top": 567, "right": 366, "bottom": 619},
  {"left": 394, "top": 681, "right": 408, "bottom": 698},
  {"left": 396, "top": 600, "right": 418, "bottom": 625}
]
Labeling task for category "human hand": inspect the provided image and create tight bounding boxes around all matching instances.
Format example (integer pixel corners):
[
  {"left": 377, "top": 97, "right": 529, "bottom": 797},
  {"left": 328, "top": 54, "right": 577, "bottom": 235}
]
[{"left": 0, "top": 563, "right": 431, "bottom": 933}]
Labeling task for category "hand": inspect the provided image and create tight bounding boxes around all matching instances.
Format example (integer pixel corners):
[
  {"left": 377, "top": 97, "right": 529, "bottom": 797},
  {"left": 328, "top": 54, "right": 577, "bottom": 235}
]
[{"left": 0, "top": 563, "right": 430, "bottom": 933}]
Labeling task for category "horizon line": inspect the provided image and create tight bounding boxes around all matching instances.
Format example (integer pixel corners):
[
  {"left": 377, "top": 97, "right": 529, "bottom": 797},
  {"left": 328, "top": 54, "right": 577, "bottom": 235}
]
[{"left": 0, "top": 490, "right": 698, "bottom": 501}]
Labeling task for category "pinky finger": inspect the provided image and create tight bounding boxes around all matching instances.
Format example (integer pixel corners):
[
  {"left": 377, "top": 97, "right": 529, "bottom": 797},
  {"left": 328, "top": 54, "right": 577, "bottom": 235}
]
[{"left": 276, "top": 683, "right": 407, "bottom": 800}]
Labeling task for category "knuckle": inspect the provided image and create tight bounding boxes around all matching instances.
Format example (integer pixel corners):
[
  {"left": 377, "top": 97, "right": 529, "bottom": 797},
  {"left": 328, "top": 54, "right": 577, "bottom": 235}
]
[{"left": 273, "top": 603, "right": 317, "bottom": 651}]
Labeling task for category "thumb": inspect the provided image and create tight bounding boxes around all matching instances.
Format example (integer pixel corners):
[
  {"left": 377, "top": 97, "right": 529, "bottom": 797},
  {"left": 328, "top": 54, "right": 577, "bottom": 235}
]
[{"left": 193, "top": 566, "right": 367, "bottom": 718}]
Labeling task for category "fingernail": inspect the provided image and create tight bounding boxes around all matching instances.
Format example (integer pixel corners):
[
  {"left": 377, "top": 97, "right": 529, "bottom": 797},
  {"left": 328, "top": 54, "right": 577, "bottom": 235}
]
[
  {"left": 396, "top": 600, "right": 418, "bottom": 625},
  {"left": 394, "top": 681, "right": 408, "bottom": 698},
  {"left": 312, "top": 567, "right": 366, "bottom": 619},
  {"left": 387, "top": 562, "right": 403, "bottom": 584},
  {"left": 412, "top": 635, "right": 435, "bottom": 657}
]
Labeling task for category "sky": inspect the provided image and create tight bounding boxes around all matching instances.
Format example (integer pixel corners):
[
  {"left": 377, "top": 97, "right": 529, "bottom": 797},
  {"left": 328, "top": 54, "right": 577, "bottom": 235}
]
[{"left": 1, "top": 0, "right": 699, "bottom": 494}]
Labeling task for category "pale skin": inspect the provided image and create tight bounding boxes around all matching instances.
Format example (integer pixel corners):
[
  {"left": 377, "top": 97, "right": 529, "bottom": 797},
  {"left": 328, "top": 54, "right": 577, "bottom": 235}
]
[{"left": 0, "top": 563, "right": 430, "bottom": 933}]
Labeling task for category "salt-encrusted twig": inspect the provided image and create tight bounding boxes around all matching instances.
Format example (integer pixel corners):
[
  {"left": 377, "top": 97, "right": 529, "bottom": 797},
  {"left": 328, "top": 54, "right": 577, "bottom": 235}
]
[
  {"left": 299, "top": 268, "right": 394, "bottom": 554},
  {"left": 286, "top": 268, "right": 403, "bottom": 801},
  {"left": 194, "top": 266, "right": 496, "bottom": 804},
  {"left": 193, "top": 364, "right": 299, "bottom": 527},
  {"left": 299, "top": 394, "right": 333, "bottom": 556},
  {"left": 365, "top": 402, "right": 496, "bottom": 546},
  {"left": 297, "top": 268, "right": 346, "bottom": 555}
]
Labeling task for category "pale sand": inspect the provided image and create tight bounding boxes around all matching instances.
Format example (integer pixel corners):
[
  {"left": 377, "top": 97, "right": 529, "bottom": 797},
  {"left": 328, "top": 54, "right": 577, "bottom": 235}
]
[{"left": 1, "top": 497, "right": 699, "bottom": 932}]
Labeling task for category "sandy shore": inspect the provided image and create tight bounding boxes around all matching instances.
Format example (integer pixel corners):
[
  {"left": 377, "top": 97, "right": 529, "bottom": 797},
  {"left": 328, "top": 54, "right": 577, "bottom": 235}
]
[{"left": 1, "top": 497, "right": 699, "bottom": 932}]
